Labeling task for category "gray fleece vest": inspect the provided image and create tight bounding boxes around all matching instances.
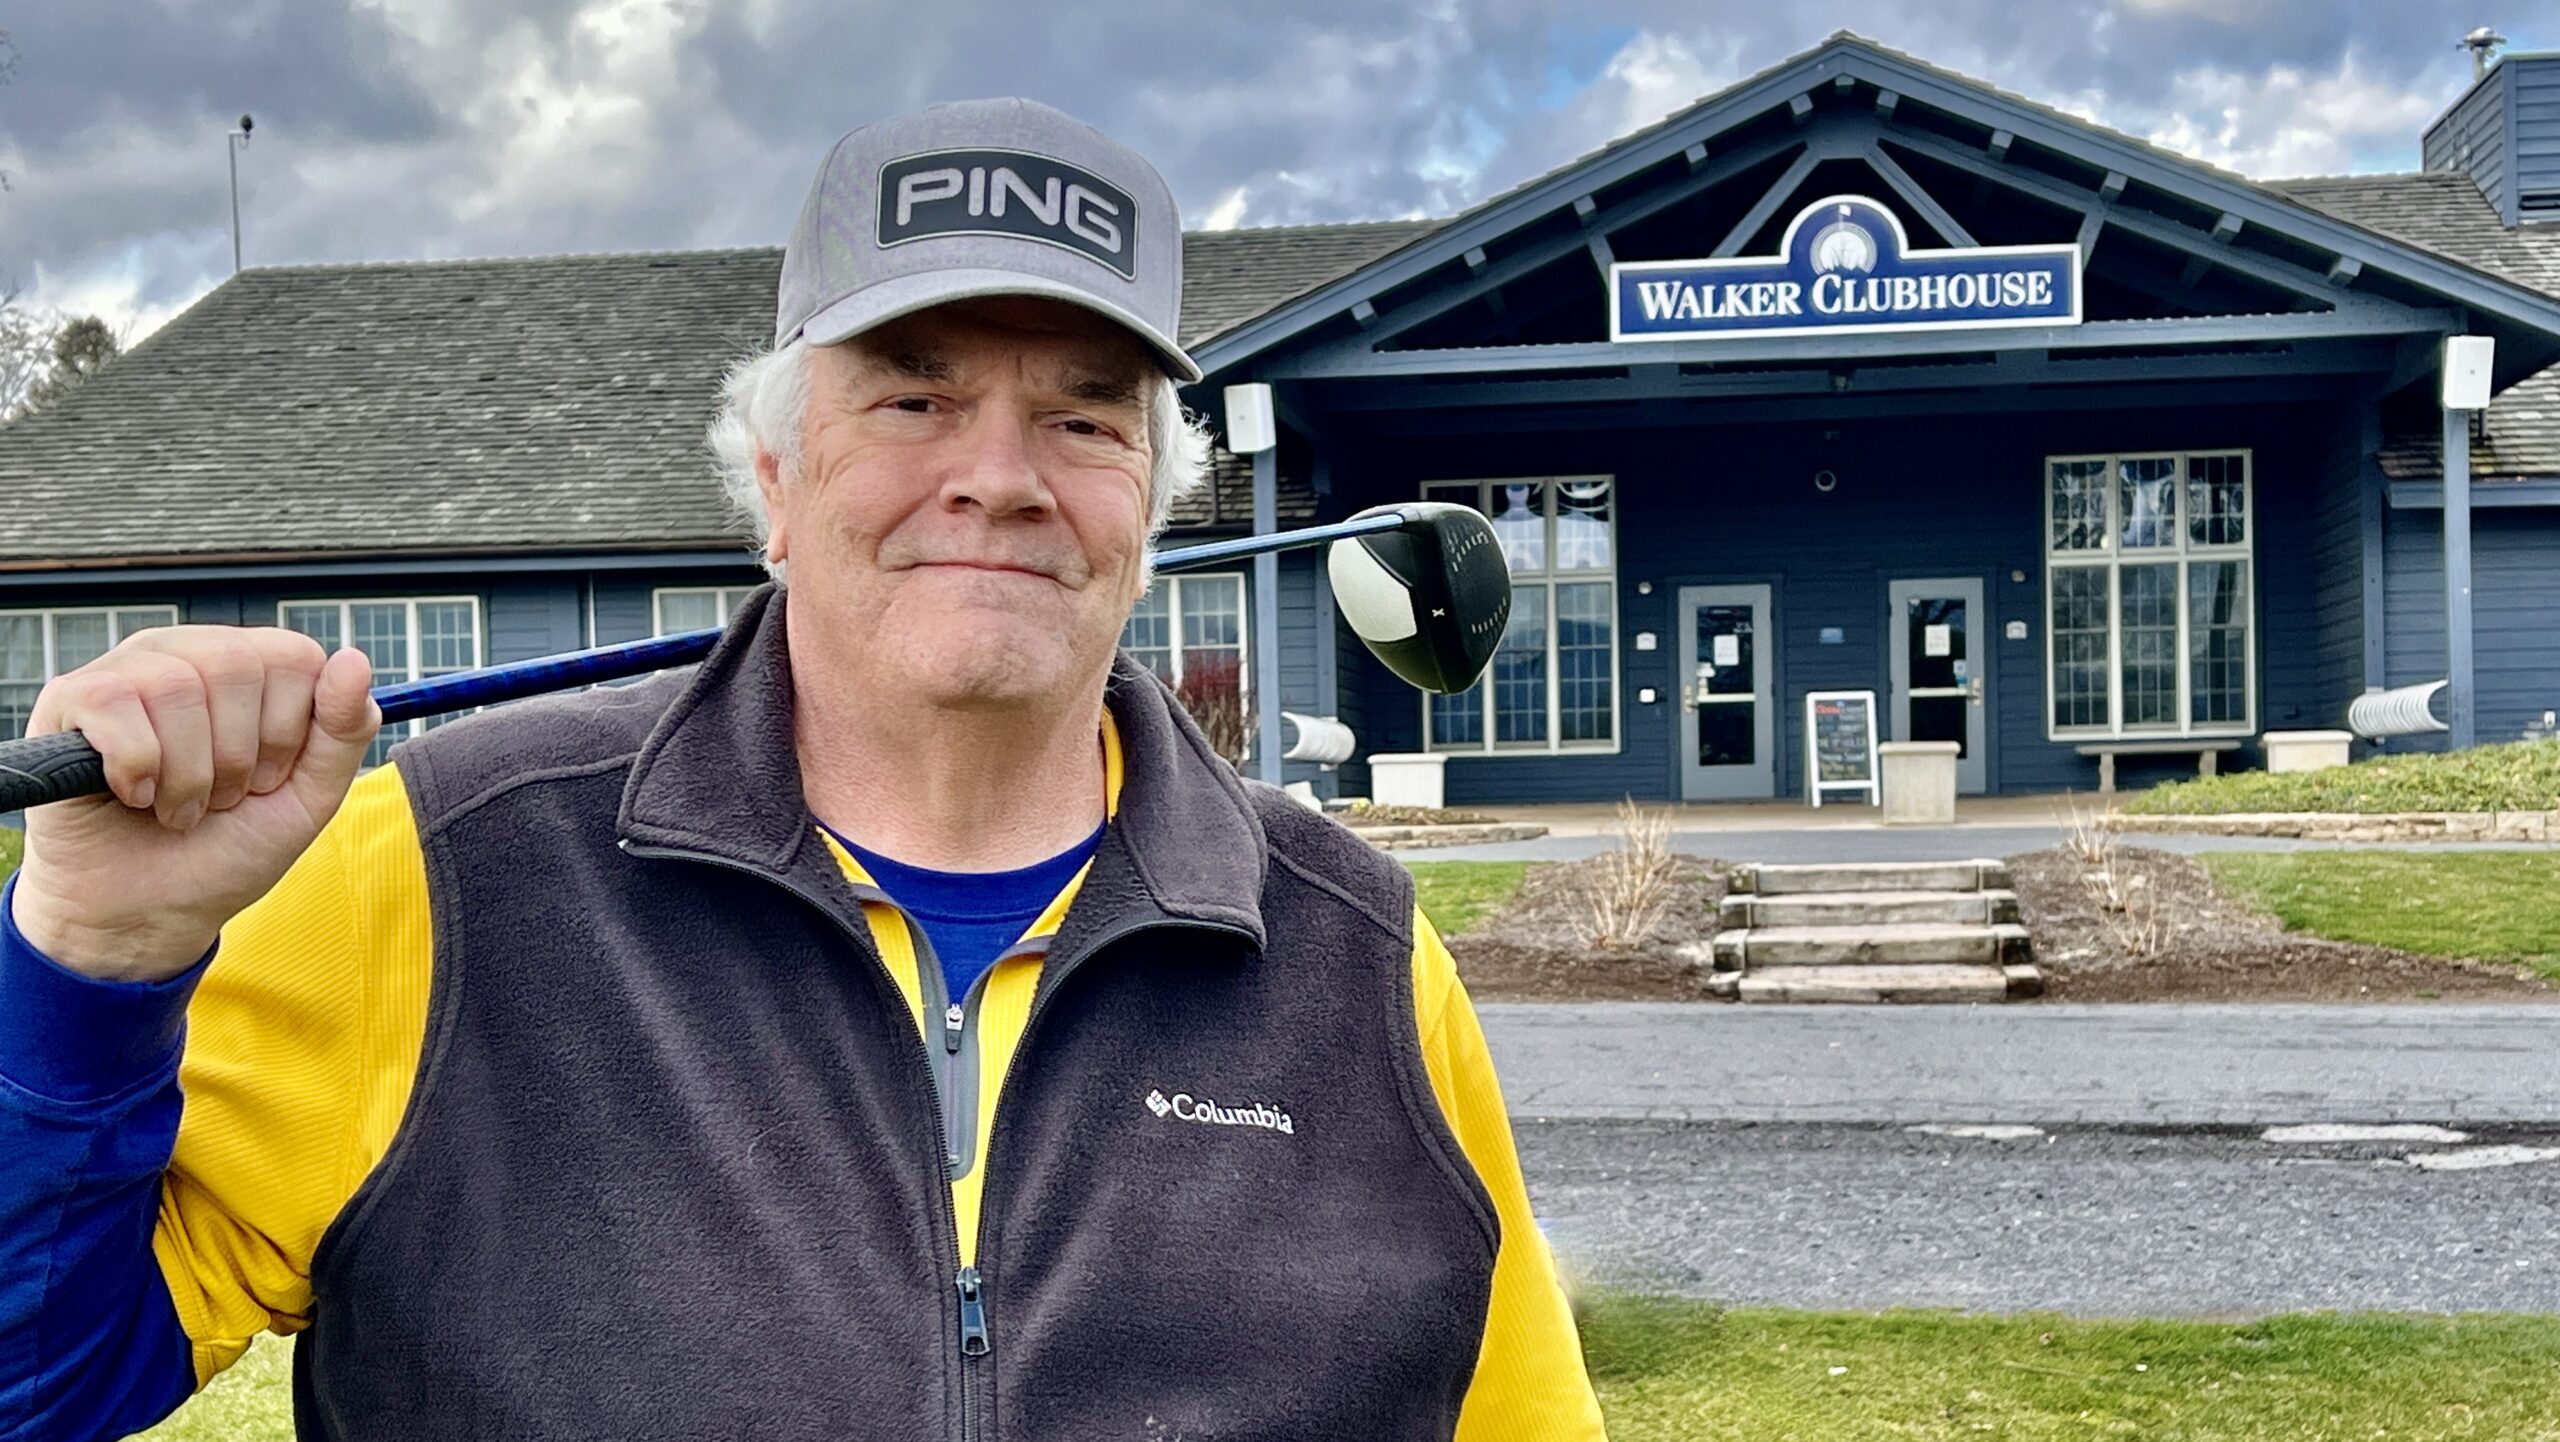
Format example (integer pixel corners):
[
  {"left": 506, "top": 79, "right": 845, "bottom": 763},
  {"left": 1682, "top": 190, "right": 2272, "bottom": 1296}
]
[{"left": 291, "top": 585, "right": 1498, "bottom": 1441}]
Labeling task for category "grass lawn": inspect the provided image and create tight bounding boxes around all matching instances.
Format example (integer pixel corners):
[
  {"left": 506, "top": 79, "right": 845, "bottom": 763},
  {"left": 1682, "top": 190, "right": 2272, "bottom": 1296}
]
[
  {"left": 2201, "top": 850, "right": 2560, "bottom": 979},
  {"left": 0, "top": 825, "right": 17, "bottom": 879},
  {"left": 1406, "top": 859, "right": 1530, "bottom": 937},
  {"left": 143, "top": 1302, "right": 2560, "bottom": 1440},
  {"left": 2126, "top": 739, "right": 2560, "bottom": 815}
]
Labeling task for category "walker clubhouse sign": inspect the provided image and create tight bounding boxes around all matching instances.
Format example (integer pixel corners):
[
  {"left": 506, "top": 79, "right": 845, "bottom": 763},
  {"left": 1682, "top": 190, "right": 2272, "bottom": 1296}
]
[{"left": 1610, "top": 194, "right": 2082, "bottom": 342}]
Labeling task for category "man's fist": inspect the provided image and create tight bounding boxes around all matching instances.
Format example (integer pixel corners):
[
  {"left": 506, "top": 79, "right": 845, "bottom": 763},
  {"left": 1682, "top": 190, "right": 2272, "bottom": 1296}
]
[{"left": 11, "top": 625, "right": 381, "bottom": 982}]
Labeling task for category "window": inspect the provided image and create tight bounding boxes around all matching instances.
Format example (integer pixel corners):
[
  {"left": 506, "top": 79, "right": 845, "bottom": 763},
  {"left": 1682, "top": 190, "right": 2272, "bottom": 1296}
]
[
  {"left": 0, "top": 606, "right": 179, "bottom": 742},
  {"left": 1420, "top": 476, "right": 1619, "bottom": 754},
  {"left": 2043, "top": 451, "right": 2254, "bottom": 738},
  {"left": 1121, "top": 572, "right": 1247, "bottom": 760},
  {"left": 279, "top": 597, "right": 482, "bottom": 768},
  {"left": 652, "top": 586, "right": 760, "bottom": 636}
]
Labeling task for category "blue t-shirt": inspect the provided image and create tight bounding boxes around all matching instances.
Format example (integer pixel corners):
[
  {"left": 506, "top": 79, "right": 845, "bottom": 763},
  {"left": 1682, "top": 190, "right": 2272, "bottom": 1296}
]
[{"left": 833, "top": 823, "right": 1105, "bottom": 1003}]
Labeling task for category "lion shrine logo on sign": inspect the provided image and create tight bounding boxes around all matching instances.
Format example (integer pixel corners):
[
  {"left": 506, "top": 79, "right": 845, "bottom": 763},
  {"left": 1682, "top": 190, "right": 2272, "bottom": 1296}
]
[{"left": 1609, "top": 194, "right": 2081, "bottom": 342}]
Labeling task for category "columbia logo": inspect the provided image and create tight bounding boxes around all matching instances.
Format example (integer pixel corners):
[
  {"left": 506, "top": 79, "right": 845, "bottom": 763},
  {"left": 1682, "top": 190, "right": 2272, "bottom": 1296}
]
[{"left": 1143, "top": 1088, "right": 1294, "bottom": 1136}]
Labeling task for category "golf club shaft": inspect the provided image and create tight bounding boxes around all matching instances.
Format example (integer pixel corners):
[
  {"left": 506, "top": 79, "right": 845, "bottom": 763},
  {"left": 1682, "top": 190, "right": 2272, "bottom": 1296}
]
[{"left": 0, "top": 511, "right": 1420, "bottom": 812}]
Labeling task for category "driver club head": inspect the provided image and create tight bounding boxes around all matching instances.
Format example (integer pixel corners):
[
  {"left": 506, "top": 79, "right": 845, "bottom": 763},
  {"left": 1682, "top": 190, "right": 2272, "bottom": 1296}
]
[{"left": 1325, "top": 503, "right": 1512, "bottom": 694}]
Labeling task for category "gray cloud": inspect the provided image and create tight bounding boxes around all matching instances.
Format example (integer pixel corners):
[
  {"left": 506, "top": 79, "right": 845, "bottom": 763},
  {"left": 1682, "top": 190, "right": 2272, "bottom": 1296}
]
[{"left": 0, "top": 0, "right": 2547, "bottom": 332}]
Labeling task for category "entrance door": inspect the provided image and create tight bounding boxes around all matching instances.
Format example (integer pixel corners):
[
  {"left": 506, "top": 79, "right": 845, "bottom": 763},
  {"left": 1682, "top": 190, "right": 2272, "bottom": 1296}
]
[
  {"left": 1677, "top": 584, "right": 1774, "bottom": 801},
  {"left": 1888, "top": 577, "right": 1988, "bottom": 795}
]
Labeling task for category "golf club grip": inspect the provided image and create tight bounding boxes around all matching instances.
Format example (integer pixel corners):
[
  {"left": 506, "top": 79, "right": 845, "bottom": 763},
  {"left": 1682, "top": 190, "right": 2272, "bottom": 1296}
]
[{"left": 0, "top": 730, "right": 110, "bottom": 811}]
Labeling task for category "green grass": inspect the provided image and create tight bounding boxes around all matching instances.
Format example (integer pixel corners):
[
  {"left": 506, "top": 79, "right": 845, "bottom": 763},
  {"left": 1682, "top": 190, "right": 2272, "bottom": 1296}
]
[
  {"left": 1406, "top": 859, "right": 1530, "bottom": 936},
  {"left": 2202, "top": 850, "right": 2560, "bottom": 978},
  {"left": 138, "top": 1337, "right": 293, "bottom": 1441},
  {"left": 1585, "top": 1297, "right": 2560, "bottom": 1440},
  {"left": 2126, "top": 739, "right": 2560, "bottom": 815},
  {"left": 142, "top": 1304, "right": 2560, "bottom": 1440},
  {"left": 0, "top": 825, "right": 18, "bottom": 880}
]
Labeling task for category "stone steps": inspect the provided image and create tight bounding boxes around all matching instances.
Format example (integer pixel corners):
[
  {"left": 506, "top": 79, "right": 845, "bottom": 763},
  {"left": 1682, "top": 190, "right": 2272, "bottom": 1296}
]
[
  {"left": 1711, "top": 858, "right": 2041, "bottom": 1004},
  {"left": 1719, "top": 888, "right": 2022, "bottom": 929},
  {"left": 1730, "top": 859, "right": 2010, "bottom": 896}
]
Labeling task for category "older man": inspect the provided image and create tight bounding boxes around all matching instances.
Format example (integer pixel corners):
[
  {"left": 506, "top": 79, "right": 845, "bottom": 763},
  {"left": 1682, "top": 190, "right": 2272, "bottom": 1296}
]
[{"left": 0, "top": 101, "right": 1605, "bottom": 1439}]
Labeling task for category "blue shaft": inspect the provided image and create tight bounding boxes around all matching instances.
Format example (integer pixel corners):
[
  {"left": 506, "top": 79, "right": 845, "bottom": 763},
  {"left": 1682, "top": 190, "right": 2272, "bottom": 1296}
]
[{"left": 370, "top": 512, "right": 1411, "bottom": 725}]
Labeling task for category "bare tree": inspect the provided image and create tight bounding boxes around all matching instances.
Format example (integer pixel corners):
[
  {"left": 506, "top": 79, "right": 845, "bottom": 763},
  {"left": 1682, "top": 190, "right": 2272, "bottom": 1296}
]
[
  {"left": 0, "top": 288, "right": 52, "bottom": 422},
  {"left": 23, "top": 315, "right": 118, "bottom": 412},
  {"left": 0, "top": 28, "right": 17, "bottom": 192}
]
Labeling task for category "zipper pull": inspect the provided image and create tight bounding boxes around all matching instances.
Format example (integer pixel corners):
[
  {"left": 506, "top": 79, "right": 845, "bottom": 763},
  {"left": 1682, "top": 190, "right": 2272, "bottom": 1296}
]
[
  {"left": 943, "top": 1003, "right": 966, "bottom": 1054},
  {"left": 955, "top": 1266, "right": 990, "bottom": 1356}
]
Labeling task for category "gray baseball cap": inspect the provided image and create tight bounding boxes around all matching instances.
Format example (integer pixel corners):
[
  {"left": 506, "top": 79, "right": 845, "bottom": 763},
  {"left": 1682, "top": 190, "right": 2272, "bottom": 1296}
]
[{"left": 776, "top": 98, "right": 1199, "bottom": 382}]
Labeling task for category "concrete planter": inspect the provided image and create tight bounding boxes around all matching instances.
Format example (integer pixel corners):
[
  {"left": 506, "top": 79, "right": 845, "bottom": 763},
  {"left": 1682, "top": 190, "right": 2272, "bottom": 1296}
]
[
  {"left": 2262, "top": 729, "right": 2354, "bottom": 773},
  {"left": 1367, "top": 752, "right": 1448, "bottom": 810},
  {"left": 1877, "top": 741, "right": 1961, "bottom": 825}
]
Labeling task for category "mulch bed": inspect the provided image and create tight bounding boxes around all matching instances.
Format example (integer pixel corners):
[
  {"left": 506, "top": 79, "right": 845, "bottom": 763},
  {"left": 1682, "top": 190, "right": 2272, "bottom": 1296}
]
[
  {"left": 1446, "top": 855, "right": 1730, "bottom": 1001},
  {"left": 2008, "top": 844, "right": 2556, "bottom": 1003}
]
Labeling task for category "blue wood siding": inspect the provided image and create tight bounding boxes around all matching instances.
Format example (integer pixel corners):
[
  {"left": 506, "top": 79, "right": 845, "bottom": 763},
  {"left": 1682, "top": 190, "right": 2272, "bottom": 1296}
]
[
  {"left": 1325, "top": 399, "right": 2360, "bottom": 803},
  {"left": 2383, "top": 508, "right": 2560, "bottom": 748},
  {"left": 2515, "top": 62, "right": 2560, "bottom": 216},
  {"left": 2426, "top": 66, "right": 2513, "bottom": 219},
  {"left": 588, "top": 566, "right": 767, "bottom": 645}
]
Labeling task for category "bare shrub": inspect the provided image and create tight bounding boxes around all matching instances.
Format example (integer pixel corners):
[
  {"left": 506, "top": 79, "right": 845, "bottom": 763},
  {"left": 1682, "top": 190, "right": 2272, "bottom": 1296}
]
[
  {"left": 1171, "top": 654, "right": 1250, "bottom": 769},
  {"left": 2054, "top": 796, "right": 2162, "bottom": 956},
  {"left": 1572, "top": 797, "right": 1682, "bottom": 948}
]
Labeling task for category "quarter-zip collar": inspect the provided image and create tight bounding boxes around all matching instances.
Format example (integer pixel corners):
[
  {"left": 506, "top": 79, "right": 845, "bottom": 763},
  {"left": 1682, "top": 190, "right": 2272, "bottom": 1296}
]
[{"left": 615, "top": 582, "right": 1269, "bottom": 960}]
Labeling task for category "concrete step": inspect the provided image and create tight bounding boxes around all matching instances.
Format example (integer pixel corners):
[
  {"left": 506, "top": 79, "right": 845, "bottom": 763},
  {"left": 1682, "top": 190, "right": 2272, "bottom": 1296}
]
[
  {"left": 1712, "top": 922, "right": 2033, "bottom": 970},
  {"left": 1735, "top": 964, "right": 2013, "bottom": 1004},
  {"left": 1719, "top": 889, "right": 2021, "bottom": 929},
  {"left": 1729, "top": 859, "right": 2009, "bottom": 896}
]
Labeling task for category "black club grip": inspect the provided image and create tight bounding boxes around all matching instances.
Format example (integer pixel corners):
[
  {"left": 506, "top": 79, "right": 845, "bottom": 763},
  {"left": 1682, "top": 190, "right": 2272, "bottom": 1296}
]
[{"left": 0, "top": 730, "right": 111, "bottom": 811}]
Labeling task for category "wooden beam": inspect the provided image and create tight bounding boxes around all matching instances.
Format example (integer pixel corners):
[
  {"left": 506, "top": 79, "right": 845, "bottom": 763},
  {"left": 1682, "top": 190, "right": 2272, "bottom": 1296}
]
[
  {"left": 1684, "top": 141, "right": 1710, "bottom": 170},
  {"left": 1712, "top": 147, "right": 1823, "bottom": 257},
  {"left": 1584, "top": 231, "right": 1616, "bottom": 278},
  {"left": 1463, "top": 246, "right": 1489, "bottom": 275},
  {"left": 1874, "top": 89, "right": 1900, "bottom": 121},
  {"left": 1572, "top": 194, "right": 1599, "bottom": 223},
  {"left": 1349, "top": 300, "right": 1377, "bottom": 328},
  {"left": 1267, "top": 310, "right": 2455, "bottom": 381},
  {"left": 1987, "top": 128, "right": 2014, "bottom": 162},
  {"left": 1863, "top": 144, "right": 1977, "bottom": 247},
  {"left": 1333, "top": 128, "right": 1816, "bottom": 349},
  {"left": 2328, "top": 255, "right": 2364, "bottom": 288},
  {"left": 1789, "top": 92, "right": 1815, "bottom": 124},
  {"left": 1833, "top": 74, "right": 1856, "bottom": 94},
  {"left": 2175, "top": 212, "right": 2246, "bottom": 290}
]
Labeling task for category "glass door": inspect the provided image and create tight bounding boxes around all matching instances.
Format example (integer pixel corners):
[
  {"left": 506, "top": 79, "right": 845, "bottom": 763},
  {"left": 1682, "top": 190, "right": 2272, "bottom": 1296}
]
[
  {"left": 1888, "top": 577, "right": 1988, "bottom": 795},
  {"left": 1676, "top": 584, "right": 1774, "bottom": 801}
]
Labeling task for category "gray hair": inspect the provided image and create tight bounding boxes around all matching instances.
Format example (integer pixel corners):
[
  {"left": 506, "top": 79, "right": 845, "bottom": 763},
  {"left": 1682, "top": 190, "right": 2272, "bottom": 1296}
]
[{"left": 707, "top": 337, "right": 1212, "bottom": 582}]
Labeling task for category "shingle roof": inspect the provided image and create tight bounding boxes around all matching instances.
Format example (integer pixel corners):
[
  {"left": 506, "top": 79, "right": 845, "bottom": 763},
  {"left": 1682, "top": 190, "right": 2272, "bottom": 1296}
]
[
  {"left": 0, "top": 223, "right": 1430, "bottom": 566},
  {"left": 2273, "top": 171, "right": 2560, "bottom": 478}
]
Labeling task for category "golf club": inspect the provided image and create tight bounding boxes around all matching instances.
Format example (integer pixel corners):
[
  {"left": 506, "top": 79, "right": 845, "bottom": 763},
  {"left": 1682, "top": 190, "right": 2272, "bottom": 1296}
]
[{"left": 0, "top": 503, "right": 1510, "bottom": 812}]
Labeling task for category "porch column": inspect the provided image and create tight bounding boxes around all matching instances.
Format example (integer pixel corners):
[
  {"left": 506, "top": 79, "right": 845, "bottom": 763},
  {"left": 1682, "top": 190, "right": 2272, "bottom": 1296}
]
[
  {"left": 1254, "top": 443, "right": 1285, "bottom": 784},
  {"left": 2442, "top": 401, "right": 2475, "bottom": 749}
]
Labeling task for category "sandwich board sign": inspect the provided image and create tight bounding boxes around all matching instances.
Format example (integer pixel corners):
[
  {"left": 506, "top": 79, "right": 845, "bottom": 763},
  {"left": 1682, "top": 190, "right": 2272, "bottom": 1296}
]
[
  {"left": 1805, "top": 690, "right": 1880, "bottom": 807},
  {"left": 1611, "top": 194, "right": 2082, "bottom": 343}
]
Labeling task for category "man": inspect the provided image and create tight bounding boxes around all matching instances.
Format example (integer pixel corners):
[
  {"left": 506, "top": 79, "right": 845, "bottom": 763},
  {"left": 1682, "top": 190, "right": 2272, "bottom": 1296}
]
[{"left": 0, "top": 100, "right": 1606, "bottom": 1440}]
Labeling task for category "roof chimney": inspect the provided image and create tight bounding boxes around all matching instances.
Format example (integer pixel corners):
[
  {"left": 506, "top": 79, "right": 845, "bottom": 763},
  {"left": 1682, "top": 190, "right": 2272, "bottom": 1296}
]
[{"left": 2463, "top": 26, "right": 2508, "bottom": 81}]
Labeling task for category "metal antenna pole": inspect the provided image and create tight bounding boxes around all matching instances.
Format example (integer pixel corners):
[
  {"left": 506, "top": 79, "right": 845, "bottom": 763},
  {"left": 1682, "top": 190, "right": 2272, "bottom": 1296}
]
[{"left": 227, "top": 116, "right": 254, "bottom": 272}]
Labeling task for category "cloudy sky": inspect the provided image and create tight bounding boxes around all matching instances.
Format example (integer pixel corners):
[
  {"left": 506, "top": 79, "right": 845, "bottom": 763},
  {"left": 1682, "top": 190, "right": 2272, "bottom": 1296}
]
[{"left": 0, "top": 1, "right": 2542, "bottom": 341}]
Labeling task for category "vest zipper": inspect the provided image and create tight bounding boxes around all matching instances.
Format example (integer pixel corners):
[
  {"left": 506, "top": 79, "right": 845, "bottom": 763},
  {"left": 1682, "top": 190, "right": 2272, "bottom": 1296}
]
[{"left": 615, "top": 838, "right": 978, "bottom": 1442}]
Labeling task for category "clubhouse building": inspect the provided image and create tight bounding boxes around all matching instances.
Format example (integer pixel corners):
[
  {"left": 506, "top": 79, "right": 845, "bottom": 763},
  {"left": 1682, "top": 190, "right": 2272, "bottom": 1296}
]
[{"left": 10, "top": 33, "right": 2560, "bottom": 805}]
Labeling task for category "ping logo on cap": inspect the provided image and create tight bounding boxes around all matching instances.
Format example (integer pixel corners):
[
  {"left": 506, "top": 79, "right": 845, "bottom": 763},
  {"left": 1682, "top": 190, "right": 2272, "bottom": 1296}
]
[{"left": 878, "top": 148, "right": 1138, "bottom": 279}]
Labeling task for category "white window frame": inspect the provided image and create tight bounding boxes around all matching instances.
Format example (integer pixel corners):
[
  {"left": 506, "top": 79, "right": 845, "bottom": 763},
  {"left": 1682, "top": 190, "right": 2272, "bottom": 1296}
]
[
  {"left": 2042, "top": 449, "right": 2256, "bottom": 741},
  {"left": 0, "top": 605, "right": 181, "bottom": 741},
  {"left": 276, "top": 596, "right": 484, "bottom": 760},
  {"left": 1418, "top": 475, "right": 1623, "bottom": 757},
  {"left": 1123, "top": 571, "right": 1251, "bottom": 752},
  {"left": 651, "top": 585, "right": 760, "bottom": 636}
]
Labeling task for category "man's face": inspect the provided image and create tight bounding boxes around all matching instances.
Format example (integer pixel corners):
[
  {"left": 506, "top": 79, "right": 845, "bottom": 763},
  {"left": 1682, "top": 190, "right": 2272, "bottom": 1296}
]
[{"left": 758, "top": 297, "right": 1157, "bottom": 710}]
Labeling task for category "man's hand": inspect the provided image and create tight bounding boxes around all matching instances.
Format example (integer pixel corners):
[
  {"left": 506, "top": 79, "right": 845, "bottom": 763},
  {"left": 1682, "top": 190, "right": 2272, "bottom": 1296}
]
[{"left": 11, "top": 626, "right": 381, "bottom": 983}]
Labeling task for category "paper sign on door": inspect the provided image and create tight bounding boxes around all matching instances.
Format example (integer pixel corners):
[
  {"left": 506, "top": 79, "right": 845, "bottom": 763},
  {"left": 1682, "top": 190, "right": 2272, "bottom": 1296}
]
[
  {"left": 1924, "top": 624, "right": 1952, "bottom": 657},
  {"left": 1713, "top": 634, "right": 1741, "bottom": 667}
]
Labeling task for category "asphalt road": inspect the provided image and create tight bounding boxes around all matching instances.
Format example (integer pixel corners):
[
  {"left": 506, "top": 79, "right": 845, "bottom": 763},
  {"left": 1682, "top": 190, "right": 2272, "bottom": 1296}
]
[
  {"left": 1417, "top": 826, "right": 2560, "bottom": 863},
  {"left": 1522, "top": 1118, "right": 2560, "bottom": 1315},
  {"left": 1483, "top": 1002, "right": 2560, "bottom": 1314},
  {"left": 1480, "top": 1002, "right": 2560, "bottom": 1124}
]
